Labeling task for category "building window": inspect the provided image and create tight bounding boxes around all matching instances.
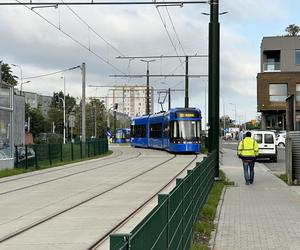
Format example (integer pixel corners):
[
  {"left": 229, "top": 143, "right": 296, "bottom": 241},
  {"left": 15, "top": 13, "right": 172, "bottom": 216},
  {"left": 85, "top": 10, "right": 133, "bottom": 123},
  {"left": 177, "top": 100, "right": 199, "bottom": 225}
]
[
  {"left": 296, "top": 50, "right": 300, "bottom": 65},
  {"left": 269, "top": 83, "right": 287, "bottom": 102},
  {"left": 296, "top": 83, "right": 300, "bottom": 101}
]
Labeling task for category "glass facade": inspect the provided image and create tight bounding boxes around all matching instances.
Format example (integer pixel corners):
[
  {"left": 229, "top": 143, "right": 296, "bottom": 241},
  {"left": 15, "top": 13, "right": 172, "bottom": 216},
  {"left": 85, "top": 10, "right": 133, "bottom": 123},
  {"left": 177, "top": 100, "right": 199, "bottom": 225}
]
[
  {"left": 269, "top": 83, "right": 287, "bottom": 102},
  {"left": 0, "top": 85, "right": 12, "bottom": 109},
  {"left": 296, "top": 113, "right": 300, "bottom": 131},
  {"left": 0, "top": 84, "right": 13, "bottom": 159},
  {"left": 265, "top": 114, "right": 285, "bottom": 130},
  {"left": 0, "top": 110, "right": 12, "bottom": 158},
  {"left": 296, "top": 83, "right": 300, "bottom": 102},
  {"left": 296, "top": 49, "right": 300, "bottom": 65}
]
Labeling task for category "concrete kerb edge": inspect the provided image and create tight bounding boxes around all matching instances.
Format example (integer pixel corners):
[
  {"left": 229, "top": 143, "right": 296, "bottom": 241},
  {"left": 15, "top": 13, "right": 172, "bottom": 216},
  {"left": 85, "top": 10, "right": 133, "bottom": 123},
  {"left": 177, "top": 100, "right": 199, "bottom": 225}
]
[
  {"left": 208, "top": 184, "right": 227, "bottom": 250},
  {"left": 256, "top": 162, "right": 289, "bottom": 188}
]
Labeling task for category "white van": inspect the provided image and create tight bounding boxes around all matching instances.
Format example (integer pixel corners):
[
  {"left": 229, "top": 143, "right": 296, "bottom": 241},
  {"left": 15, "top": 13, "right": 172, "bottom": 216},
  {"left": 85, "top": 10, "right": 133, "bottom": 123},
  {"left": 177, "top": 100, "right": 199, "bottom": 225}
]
[{"left": 250, "top": 130, "right": 277, "bottom": 162}]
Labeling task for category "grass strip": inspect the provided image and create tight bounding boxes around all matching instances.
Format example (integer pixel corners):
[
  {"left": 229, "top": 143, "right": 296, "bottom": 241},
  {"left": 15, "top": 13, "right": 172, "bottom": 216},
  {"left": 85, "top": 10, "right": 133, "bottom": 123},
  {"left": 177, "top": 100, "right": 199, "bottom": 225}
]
[
  {"left": 191, "top": 170, "right": 233, "bottom": 250},
  {"left": 0, "top": 150, "right": 113, "bottom": 179},
  {"left": 277, "top": 173, "right": 300, "bottom": 185}
]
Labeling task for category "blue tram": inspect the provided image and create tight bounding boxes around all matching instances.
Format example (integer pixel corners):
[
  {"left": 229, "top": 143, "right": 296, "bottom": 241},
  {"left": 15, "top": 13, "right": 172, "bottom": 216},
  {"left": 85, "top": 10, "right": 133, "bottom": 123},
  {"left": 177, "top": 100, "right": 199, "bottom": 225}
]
[
  {"left": 115, "top": 128, "right": 131, "bottom": 143},
  {"left": 131, "top": 108, "right": 201, "bottom": 153}
]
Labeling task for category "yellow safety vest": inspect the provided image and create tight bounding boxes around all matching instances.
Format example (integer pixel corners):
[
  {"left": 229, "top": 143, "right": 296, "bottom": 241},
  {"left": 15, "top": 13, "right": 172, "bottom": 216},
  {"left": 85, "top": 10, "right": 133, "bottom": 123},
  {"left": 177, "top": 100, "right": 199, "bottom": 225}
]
[{"left": 237, "top": 137, "right": 259, "bottom": 158}]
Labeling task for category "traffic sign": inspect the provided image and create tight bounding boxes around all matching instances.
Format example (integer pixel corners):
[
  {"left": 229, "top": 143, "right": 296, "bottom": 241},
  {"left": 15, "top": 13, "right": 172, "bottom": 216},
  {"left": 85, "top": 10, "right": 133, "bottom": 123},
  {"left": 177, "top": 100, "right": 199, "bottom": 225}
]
[{"left": 69, "top": 115, "right": 75, "bottom": 128}]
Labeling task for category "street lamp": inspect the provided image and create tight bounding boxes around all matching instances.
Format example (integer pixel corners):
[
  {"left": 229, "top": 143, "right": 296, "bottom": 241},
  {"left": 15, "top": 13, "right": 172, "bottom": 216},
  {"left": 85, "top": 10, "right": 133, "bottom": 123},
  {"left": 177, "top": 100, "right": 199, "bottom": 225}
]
[
  {"left": 11, "top": 64, "right": 32, "bottom": 94},
  {"left": 60, "top": 75, "right": 67, "bottom": 144},
  {"left": 141, "top": 59, "right": 155, "bottom": 115},
  {"left": 21, "top": 80, "right": 31, "bottom": 93},
  {"left": 107, "top": 103, "right": 118, "bottom": 143},
  {"left": 201, "top": 11, "right": 228, "bottom": 16},
  {"left": 55, "top": 94, "right": 66, "bottom": 144},
  {"left": 229, "top": 102, "right": 237, "bottom": 126},
  {"left": 12, "top": 64, "right": 23, "bottom": 91}
]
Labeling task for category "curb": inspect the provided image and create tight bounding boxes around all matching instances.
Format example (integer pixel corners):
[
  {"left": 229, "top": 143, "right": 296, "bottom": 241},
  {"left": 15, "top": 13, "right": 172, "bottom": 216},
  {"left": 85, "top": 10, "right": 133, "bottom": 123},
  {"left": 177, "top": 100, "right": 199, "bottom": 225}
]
[{"left": 208, "top": 185, "right": 227, "bottom": 250}]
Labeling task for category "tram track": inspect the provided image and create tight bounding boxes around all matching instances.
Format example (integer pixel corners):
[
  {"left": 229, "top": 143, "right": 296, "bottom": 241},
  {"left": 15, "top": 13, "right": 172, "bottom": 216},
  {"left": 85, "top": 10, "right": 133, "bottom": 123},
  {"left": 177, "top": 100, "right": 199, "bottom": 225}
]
[
  {"left": 0, "top": 153, "right": 177, "bottom": 244},
  {"left": 0, "top": 149, "right": 123, "bottom": 185},
  {"left": 88, "top": 154, "right": 199, "bottom": 250},
  {"left": 0, "top": 149, "right": 142, "bottom": 196}
]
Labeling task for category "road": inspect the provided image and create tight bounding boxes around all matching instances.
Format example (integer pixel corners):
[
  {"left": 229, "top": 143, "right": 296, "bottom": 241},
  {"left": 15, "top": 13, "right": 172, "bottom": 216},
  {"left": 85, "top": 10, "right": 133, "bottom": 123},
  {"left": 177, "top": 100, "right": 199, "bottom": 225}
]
[{"left": 222, "top": 141, "right": 286, "bottom": 174}]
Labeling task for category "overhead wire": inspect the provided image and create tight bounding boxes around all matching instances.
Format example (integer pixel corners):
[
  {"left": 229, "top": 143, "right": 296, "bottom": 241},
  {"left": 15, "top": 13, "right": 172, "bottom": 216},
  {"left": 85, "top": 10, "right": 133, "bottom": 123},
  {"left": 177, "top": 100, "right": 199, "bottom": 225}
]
[
  {"left": 154, "top": 5, "right": 184, "bottom": 67},
  {"left": 151, "top": 0, "right": 189, "bottom": 88},
  {"left": 165, "top": 6, "right": 187, "bottom": 55},
  {"left": 60, "top": 0, "right": 126, "bottom": 56},
  {"left": 22, "top": 66, "right": 80, "bottom": 80},
  {"left": 15, "top": 0, "right": 126, "bottom": 75}
]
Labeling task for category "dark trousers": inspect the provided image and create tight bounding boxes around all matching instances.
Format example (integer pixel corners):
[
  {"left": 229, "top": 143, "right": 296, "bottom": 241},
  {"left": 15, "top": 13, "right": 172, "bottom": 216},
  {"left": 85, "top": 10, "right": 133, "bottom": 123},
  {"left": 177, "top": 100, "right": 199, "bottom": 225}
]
[{"left": 243, "top": 160, "right": 255, "bottom": 183}]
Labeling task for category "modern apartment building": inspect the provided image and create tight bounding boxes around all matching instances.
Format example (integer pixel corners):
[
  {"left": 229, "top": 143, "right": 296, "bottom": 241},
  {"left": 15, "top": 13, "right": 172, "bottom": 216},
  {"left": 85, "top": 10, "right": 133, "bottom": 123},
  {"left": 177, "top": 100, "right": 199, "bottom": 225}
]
[
  {"left": 22, "top": 91, "right": 52, "bottom": 117},
  {"left": 257, "top": 36, "right": 300, "bottom": 130},
  {"left": 105, "top": 86, "right": 154, "bottom": 117}
]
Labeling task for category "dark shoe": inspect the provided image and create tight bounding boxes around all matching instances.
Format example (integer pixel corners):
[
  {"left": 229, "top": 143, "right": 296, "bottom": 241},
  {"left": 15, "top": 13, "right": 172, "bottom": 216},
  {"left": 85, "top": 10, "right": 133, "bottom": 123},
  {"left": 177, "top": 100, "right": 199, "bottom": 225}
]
[
  {"left": 250, "top": 181, "right": 253, "bottom": 184},
  {"left": 245, "top": 182, "right": 250, "bottom": 185}
]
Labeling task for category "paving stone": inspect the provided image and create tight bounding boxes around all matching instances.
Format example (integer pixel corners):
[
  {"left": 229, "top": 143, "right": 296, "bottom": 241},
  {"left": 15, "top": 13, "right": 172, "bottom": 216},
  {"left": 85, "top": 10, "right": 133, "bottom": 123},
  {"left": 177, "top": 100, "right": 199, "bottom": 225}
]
[{"left": 214, "top": 148, "right": 300, "bottom": 250}]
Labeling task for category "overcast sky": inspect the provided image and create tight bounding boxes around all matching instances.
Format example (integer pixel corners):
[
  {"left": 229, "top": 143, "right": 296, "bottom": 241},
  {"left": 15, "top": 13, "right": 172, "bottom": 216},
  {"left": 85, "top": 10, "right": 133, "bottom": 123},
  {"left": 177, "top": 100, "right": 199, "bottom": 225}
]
[{"left": 1, "top": 0, "right": 300, "bottom": 123}]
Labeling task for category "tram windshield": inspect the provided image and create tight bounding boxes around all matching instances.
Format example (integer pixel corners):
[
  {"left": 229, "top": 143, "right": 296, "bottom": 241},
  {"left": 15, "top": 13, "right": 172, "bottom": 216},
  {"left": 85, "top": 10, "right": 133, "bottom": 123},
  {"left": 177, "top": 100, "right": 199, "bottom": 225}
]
[{"left": 172, "top": 121, "right": 200, "bottom": 139}]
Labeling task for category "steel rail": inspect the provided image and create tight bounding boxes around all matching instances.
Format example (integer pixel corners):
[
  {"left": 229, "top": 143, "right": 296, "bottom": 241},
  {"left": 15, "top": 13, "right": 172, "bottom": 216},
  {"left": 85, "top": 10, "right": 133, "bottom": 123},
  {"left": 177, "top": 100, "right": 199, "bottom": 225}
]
[
  {"left": 0, "top": 153, "right": 176, "bottom": 244},
  {"left": 0, "top": 150, "right": 123, "bottom": 185},
  {"left": 0, "top": 150, "right": 142, "bottom": 196},
  {"left": 88, "top": 154, "right": 199, "bottom": 249}
]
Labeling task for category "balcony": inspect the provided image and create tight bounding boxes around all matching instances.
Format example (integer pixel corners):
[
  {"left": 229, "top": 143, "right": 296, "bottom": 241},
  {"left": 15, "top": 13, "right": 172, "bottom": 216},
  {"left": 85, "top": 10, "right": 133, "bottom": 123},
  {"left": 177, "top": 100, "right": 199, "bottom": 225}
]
[{"left": 263, "top": 62, "right": 281, "bottom": 72}]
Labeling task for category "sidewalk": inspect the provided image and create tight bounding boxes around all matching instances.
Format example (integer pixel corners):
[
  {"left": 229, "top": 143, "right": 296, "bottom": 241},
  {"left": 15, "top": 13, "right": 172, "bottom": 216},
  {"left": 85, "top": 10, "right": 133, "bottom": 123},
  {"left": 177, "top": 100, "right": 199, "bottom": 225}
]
[{"left": 214, "top": 148, "right": 300, "bottom": 250}]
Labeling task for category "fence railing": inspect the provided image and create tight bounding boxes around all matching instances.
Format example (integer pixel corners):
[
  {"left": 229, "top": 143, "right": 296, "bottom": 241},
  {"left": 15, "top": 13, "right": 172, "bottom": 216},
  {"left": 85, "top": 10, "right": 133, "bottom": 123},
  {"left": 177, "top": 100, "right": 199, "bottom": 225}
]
[
  {"left": 15, "top": 139, "right": 109, "bottom": 169},
  {"left": 110, "top": 150, "right": 217, "bottom": 250}
]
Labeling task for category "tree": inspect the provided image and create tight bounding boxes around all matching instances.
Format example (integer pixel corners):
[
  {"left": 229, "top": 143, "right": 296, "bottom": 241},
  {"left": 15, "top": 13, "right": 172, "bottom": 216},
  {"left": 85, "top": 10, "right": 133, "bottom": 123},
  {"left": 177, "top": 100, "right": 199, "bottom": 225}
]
[
  {"left": 85, "top": 98, "right": 108, "bottom": 139},
  {"left": 25, "top": 105, "right": 48, "bottom": 137},
  {"left": 285, "top": 24, "right": 300, "bottom": 36},
  {"left": 0, "top": 61, "right": 18, "bottom": 85},
  {"left": 47, "top": 91, "right": 77, "bottom": 136}
]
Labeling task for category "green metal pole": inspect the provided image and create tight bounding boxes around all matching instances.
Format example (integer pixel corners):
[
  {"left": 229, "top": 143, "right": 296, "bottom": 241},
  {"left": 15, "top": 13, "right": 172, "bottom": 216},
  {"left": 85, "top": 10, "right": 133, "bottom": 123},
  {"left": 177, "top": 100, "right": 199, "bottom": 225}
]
[
  {"left": 71, "top": 142, "right": 74, "bottom": 161},
  {"left": 60, "top": 143, "right": 63, "bottom": 162},
  {"left": 25, "top": 145, "right": 28, "bottom": 169},
  {"left": 15, "top": 146, "right": 18, "bottom": 168},
  {"left": 208, "top": 0, "right": 220, "bottom": 177},
  {"left": 48, "top": 144, "right": 52, "bottom": 166},
  {"left": 185, "top": 56, "right": 189, "bottom": 108}
]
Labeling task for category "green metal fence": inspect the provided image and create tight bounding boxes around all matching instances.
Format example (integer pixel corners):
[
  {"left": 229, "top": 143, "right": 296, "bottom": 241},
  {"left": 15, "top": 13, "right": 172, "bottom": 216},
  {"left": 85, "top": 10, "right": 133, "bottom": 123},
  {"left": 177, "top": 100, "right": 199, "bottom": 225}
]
[
  {"left": 14, "top": 139, "right": 108, "bottom": 169},
  {"left": 110, "top": 150, "right": 217, "bottom": 250}
]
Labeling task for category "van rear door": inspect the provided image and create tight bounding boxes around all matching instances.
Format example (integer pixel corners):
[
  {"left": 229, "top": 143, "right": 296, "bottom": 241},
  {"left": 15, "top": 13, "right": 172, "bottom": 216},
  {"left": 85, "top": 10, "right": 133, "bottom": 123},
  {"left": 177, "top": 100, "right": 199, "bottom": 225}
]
[
  {"left": 253, "top": 133, "right": 263, "bottom": 153},
  {"left": 263, "top": 133, "right": 276, "bottom": 155}
]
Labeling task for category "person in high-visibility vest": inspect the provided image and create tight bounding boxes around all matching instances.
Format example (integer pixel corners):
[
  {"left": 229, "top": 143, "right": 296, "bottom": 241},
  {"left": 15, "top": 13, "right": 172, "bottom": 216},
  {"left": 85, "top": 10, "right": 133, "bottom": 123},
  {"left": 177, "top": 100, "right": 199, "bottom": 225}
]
[{"left": 237, "top": 131, "right": 259, "bottom": 185}]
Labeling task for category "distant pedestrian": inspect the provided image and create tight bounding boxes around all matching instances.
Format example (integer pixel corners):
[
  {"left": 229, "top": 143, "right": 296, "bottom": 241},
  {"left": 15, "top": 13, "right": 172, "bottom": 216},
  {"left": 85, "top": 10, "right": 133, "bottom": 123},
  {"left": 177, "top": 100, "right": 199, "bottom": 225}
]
[{"left": 237, "top": 131, "right": 259, "bottom": 185}]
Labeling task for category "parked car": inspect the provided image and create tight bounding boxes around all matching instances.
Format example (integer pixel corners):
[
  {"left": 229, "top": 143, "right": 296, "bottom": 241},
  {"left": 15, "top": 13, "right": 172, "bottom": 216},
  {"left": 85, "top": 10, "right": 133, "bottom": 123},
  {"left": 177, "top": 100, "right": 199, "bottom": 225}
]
[
  {"left": 276, "top": 132, "right": 286, "bottom": 147},
  {"left": 251, "top": 130, "right": 277, "bottom": 162}
]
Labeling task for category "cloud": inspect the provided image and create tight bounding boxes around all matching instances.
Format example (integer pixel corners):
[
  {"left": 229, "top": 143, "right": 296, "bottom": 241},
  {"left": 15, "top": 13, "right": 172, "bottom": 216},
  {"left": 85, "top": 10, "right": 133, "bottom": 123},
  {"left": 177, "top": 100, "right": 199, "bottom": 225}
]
[{"left": 1, "top": 1, "right": 297, "bottom": 122}]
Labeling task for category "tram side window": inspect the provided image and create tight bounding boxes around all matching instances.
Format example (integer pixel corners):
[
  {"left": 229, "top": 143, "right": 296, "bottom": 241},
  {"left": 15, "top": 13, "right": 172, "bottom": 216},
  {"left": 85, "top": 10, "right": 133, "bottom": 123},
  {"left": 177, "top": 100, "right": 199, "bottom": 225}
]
[
  {"left": 163, "top": 122, "right": 170, "bottom": 138},
  {"left": 150, "top": 123, "right": 162, "bottom": 138},
  {"left": 131, "top": 125, "right": 146, "bottom": 138}
]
